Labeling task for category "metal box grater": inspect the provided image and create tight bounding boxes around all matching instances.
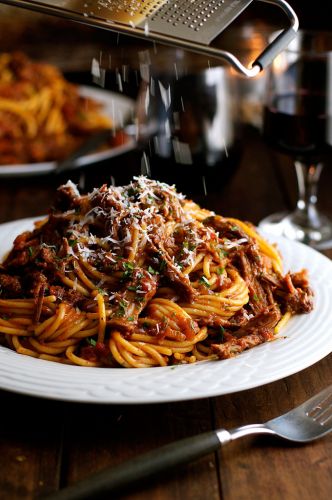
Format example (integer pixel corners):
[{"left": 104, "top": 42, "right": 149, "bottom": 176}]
[
  {"left": 0, "top": 0, "right": 299, "bottom": 76},
  {"left": 90, "top": 0, "right": 255, "bottom": 45}
]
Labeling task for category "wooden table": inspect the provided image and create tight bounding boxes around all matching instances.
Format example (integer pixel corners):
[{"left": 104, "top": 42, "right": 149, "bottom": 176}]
[{"left": 0, "top": 122, "right": 332, "bottom": 500}]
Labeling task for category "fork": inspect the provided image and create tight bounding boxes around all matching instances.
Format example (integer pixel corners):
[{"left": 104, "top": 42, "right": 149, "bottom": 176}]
[
  {"left": 55, "top": 128, "right": 112, "bottom": 175},
  {"left": 45, "top": 385, "right": 332, "bottom": 500}
]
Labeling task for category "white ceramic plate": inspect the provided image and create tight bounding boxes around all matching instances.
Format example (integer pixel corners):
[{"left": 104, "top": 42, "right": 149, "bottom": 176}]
[
  {"left": 0, "top": 86, "right": 135, "bottom": 177},
  {"left": 0, "top": 217, "right": 332, "bottom": 404}
]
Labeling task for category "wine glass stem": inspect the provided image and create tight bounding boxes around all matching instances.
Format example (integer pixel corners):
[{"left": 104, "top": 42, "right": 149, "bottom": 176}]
[{"left": 294, "top": 160, "right": 323, "bottom": 228}]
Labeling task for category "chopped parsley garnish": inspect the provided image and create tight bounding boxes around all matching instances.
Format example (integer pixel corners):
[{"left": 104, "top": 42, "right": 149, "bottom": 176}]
[
  {"left": 122, "top": 261, "right": 134, "bottom": 280},
  {"left": 183, "top": 241, "right": 196, "bottom": 251},
  {"left": 148, "top": 266, "right": 158, "bottom": 275},
  {"left": 217, "top": 267, "right": 225, "bottom": 275},
  {"left": 86, "top": 338, "right": 97, "bottom": 347},
  {"left": 117, "top": 300, "right": 127, "bottom": 316},
  {"left": 127, "top": 316, "right": 135, "bottom": 322},
  {"left": 69, "top": 239, "right": 78, "bottom": 247},
  {"left": 218, "top": 326, "right": 225, "bottom": 342},
  {"left": 127, "top": 285, "right": 138, "bottom": 292},
  {"left": 199, "top": 276, "right": 210, "bottom": 288},
  {"left": 159, "top": 260, "right": 167, "bottom": 272},
  {"left": 28, "top": 246, "right": 33, "bottom": 257},
  {"left": 127, "top": 187, "right": 137, "bottom": 197},
  {"left": 253, "top": 294, "right": 259, "bottom": 301},
  {"left": 123, "top": 262, "right": 134, "bottom": 270},
  {"left": 219, "top": 249, "right": 228, "bottom": 258}
]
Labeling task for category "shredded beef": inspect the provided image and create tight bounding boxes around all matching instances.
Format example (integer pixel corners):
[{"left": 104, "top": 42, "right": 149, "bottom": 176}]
[
  {"left": 0, "top": 273, "right": 23, "bottom": 298},
  {"left": 278, "top": 271, "right": 314, "bottom": 314},
  {"left": 52, "top": 183, "right": 79, "bottom": 212},
  {"left": 232, "top": 306, "right": 281, "bottom": 338},
  {"left": 212, "top": 329, "right": 275, "bottom": 359},
  {"left": 49, "top": 286, "right": 86, "bottom": 307},
  {"left": 203, "top": 215, "right": 249, "bottom": 241}
]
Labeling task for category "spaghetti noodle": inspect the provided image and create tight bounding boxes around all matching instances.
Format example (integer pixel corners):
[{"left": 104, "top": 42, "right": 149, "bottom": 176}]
[
  {"left": 0, "top": 177, "right": 313, "bottom": 367},
  {"left": 0, "top": 52, "right": 120, "bottom": 165}
]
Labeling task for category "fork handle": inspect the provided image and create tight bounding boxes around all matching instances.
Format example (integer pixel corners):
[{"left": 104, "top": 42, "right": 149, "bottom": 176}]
[{"left": 43, "top": 431, "right": 225, "bottom": 500}]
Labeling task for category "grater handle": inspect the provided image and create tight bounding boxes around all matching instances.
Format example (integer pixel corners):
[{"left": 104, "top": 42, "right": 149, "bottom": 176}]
[
  {"left": 252, "top": 26, "right": 297, "bottom": 71},
  {"left": 249, "top": 0, "right": 299, "bottom": 72}
]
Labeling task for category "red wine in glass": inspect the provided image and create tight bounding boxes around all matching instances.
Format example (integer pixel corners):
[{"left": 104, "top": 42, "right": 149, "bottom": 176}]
[{"left": 263, "top": 92, "right": 332, "bottom": 163}]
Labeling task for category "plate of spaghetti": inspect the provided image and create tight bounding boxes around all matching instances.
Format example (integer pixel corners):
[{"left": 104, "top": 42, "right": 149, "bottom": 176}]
[
  {"left": 0, "top": 52, "right": 135, "bottom": 177},
  {"left": 0, "top": 177, "right": 332, "bottom": 403}
]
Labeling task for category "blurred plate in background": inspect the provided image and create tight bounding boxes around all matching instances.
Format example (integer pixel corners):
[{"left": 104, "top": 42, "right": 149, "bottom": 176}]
[{"left": 0, "top": 86, "right": 136, "bottom": 178}]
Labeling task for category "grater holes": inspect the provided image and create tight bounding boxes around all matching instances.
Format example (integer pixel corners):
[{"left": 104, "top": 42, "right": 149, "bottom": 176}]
[
  {"left": 96, "top": 0, "right": 165, "bottom": 17},
  {"left": 149, "top": 0, "right": 226, "bottom": 30}
]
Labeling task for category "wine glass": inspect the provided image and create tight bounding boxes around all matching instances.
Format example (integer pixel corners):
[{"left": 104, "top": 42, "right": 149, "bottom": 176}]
[{"left": 259, "top": 31, "right": 332, "bottom": 249}]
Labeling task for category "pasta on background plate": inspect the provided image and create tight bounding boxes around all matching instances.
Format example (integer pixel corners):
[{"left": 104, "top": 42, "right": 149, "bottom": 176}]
[
  {"left": 0, "top": 52, "right": 123, "bottom": 165},
  {"left": 0, "top": 177, "right": 313, "bottom": 367}
]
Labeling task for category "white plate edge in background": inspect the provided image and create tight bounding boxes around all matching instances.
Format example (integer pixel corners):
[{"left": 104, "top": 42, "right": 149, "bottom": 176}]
[{"left": 0, "top": 86, "right": 136, "bottom": 177}]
